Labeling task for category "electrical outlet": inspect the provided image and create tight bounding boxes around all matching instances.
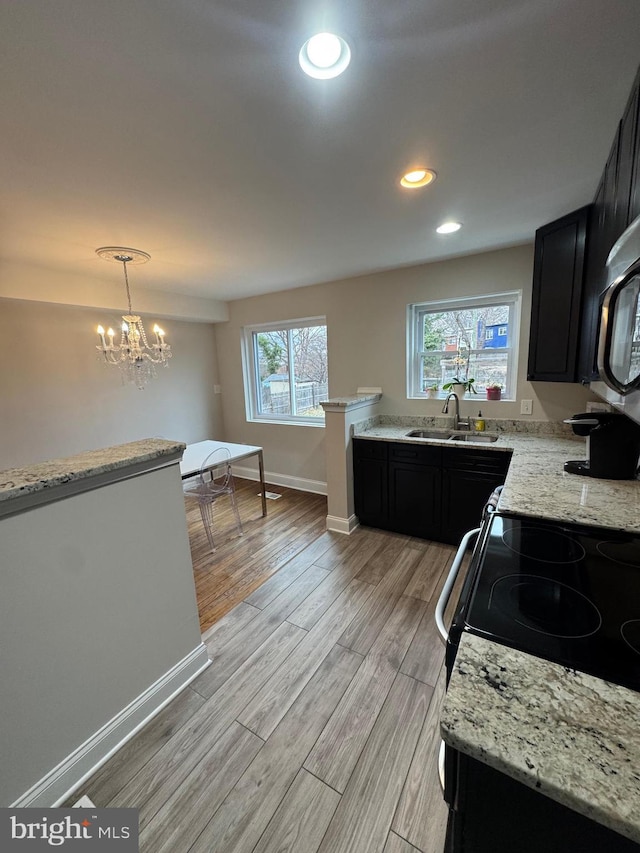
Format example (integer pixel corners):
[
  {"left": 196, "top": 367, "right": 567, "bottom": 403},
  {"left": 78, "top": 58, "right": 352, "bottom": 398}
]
[{"left": 520, "top": 399, "right": 533, "bottom": 415}]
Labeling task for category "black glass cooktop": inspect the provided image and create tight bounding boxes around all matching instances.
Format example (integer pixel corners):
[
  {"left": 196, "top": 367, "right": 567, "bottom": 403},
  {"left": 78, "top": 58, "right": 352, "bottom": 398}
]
[{"left": 460, "top": 514, "right": 640, "bottom": 693}]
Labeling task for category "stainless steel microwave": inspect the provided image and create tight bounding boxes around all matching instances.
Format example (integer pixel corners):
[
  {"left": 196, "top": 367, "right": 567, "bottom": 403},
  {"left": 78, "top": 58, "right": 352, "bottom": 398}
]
[{"left": 592, "top": 214, "right": 640, "bottom": 426}]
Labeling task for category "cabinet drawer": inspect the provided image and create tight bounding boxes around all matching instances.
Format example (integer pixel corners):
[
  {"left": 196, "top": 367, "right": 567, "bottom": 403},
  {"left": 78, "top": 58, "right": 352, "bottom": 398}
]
[
  {"left": 353, "top": 438, "right": 388, "bottom": 461},
  {"left": 443, "top": 447, "right": 511, "bottom": 476},
  {"left": 389, "top": 442, "right": 442, "bottom": 466}
]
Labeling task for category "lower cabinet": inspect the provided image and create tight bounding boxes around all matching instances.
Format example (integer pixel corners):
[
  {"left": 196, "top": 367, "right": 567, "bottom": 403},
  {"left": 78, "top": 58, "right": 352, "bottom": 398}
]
[
  {"left": 446, "top": 750, "right": 638, "bottom": 853},
  {"left": 388, "top": 443, "right": 441, "bottom": 539},
  {"left": 440, "top": 448, "right": 510, "bottom": 544},
  {"left": 353, "top": 440, "right": 388, "bottom": 529},
  {"left": 354, "top": 439, "right": 511, "bottom": 544}
]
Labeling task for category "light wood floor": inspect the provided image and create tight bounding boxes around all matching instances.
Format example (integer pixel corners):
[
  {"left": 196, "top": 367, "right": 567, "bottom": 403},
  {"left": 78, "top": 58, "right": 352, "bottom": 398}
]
[
  {"left": 185, "top": 477, "right": 329, "bottom": 633},
  {"left": 73, "top": 483, "right": 458, "bottom": 853}
]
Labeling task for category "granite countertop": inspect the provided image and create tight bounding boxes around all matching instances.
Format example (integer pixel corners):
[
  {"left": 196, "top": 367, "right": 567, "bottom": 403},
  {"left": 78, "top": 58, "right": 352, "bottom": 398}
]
[
  {"left": 441, "top": 633, "right": 640, "bottom": 845},
  {"left": 0, "top": 439, "right": 186, "bottom": 503},
  {"left": 353, "top": 418, "right": 640, "bottom": 533}
]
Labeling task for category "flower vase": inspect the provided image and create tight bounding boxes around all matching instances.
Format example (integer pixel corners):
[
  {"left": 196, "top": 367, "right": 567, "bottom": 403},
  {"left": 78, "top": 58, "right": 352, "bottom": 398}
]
[
  {"left": 451, "top": 383, "right": 467, "bottom": 399},
  {"left": 426, "top": 388, "right": 438, "bottom": 399},
  {"left": 486, "top": 387, "right": 502, "bottom": 401}
]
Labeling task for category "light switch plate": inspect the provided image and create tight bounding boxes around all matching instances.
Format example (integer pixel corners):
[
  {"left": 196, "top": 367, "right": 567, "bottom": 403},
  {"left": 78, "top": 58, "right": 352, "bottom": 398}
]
[
  {"left": 213, "top": 385, "right": 222, "bottom": 394},
  {"left": 520, "top": 399, "right": 533, "bottom": 415}
]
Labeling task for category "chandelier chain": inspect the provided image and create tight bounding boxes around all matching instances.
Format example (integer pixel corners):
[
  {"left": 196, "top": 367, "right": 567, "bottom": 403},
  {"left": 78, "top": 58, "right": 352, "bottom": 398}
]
[{"left": 122, "top": 261, "right": 133, "bottom": 315}]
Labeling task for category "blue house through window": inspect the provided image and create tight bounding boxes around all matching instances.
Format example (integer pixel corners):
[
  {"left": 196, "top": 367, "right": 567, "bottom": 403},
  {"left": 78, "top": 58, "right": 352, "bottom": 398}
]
[{"left": 483, "top": 323, "right": 508, "bottom": 348}]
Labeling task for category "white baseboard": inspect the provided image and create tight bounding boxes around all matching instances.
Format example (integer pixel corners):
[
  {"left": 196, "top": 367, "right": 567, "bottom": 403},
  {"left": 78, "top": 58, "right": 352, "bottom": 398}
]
[
  {"left": 233, "top": 465, "right": 327, "bottom": 496},
  {"left": 11, "top": 643, "right": 210, "bottom": 808},
  {"left": 326, "top": 514, "right": 359, "bottom": 535}
]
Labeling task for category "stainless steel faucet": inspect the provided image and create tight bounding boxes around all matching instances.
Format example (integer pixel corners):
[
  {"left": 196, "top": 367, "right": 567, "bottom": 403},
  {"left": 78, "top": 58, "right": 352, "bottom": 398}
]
[{"left": 442, "top": 392, "right": 471, "bottom": 430}]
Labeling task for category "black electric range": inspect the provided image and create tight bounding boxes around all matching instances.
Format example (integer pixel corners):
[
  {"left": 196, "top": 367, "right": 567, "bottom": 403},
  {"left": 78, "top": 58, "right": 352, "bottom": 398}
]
[{"left": 448, "top": 513, "right": 640, "bottom": 693}]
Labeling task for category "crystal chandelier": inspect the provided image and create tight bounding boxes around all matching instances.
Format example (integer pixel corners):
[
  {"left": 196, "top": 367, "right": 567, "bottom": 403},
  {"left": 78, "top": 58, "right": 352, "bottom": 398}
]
[{"left": 95, "top": 247, "right": 172, "bottom": 389}]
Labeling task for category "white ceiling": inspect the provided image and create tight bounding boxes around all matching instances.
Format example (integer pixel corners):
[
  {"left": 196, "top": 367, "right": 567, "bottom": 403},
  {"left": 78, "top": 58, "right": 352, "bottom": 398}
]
[{"left": 2, "top": 1, "right": 640, "bottom": 302}]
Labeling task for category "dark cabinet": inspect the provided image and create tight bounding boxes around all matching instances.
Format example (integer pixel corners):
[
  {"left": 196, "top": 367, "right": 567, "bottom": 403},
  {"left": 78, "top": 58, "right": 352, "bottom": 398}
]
[
  {"left": 630, "top": 78, "right": 640, "bottom": 222},
  {"left": 446, "top": 750, "right": 638, "bottom": 853},
  {"left": 353, "top": 439, "right": 388, "bottom": 529},
  {"left": 353, "top": 439, "right": 511, "bottom": 545},
  {"left": 616, "top": 86, "right": 638, "bottom": 232},
  {"left": 577, "top": 66, "right": 640, "bottom": 383},
  {"left": 532, "top": 65, "right": 640, "bottom": 386},
  {"left": 388, "top": 443, "right": 441, "bottom": 539},
  {"left": 527, "top": 206, "right": 590, "bottom": 382},
  {"left": 578, "top": 177, "right": 606, "bottom": 382},
  {"left": 441, "top": 447, "right": 510, "bottom": 544}
]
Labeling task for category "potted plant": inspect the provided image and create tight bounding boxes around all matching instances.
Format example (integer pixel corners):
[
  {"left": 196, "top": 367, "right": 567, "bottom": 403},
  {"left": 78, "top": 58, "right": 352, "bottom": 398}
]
[
  {"left": 486, "top": 383, "right": 503, "bottom": 400},
  {"left": 443, "top": 377, "right": 477, "bottom": 398},
  {"left": 425, "top": 383, "right": 439, "bottom": 399}
]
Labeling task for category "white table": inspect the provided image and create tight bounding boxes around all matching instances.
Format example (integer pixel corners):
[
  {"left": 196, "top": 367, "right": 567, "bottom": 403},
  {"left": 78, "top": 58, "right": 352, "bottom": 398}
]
[{"left": 180, "top": 440, "right": 267, "bottom": 517}]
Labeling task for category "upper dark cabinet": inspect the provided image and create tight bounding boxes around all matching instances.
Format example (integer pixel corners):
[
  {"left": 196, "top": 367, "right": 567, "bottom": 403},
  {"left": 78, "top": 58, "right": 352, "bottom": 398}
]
[
  {"left": 617, "top": 85, "right": 638, "bottom": 231},
  {"left": 527, "top": 206, "right": 590, "bottom": 382}
]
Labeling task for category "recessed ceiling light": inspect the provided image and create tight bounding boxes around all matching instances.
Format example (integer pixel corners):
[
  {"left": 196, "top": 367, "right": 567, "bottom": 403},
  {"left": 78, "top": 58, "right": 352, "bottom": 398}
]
[
  {"left": 299, "top": 33, "right": 351, "bottom": 79},
  {"left": 436, "top": 221, "right": 462, "bottom": 234},
  {"left": 400, "top": 168, "right": 437, "bottom": 189}
]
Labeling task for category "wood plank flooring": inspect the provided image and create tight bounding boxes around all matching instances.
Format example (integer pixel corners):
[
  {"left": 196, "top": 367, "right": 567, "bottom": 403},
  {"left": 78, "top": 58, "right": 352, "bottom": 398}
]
[{"left": 72, "top": 483, "right": 457, "bottom": 853}]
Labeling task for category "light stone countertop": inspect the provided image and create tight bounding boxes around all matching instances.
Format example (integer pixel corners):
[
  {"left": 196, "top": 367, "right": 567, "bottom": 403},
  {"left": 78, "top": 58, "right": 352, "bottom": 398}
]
[
  {"left": 353, "top": 419, "right": 640, "bottom": 533},
  {"left": 441, "top": 633, "right": 640, "bottom": 845},
  {"left": 320, "top": 392, "right": 382, "bottom": 409},
  {"left": 0, "top": 439, "right": 186, "bottom": 503}
]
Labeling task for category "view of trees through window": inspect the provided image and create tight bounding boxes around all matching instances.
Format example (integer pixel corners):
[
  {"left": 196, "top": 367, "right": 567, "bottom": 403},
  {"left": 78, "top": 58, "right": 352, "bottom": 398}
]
[
  {"left": 419, "top": 302, "right": 513, "bottom": 395},
  {"left": 253, "top": 323, "right": 328, "bottom": 419}
]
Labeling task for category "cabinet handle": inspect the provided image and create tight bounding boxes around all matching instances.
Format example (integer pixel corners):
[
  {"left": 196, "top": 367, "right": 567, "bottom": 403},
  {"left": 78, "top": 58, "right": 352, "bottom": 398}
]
[{"left": 435, "top": 527, "right": 481, "bottom": 645}]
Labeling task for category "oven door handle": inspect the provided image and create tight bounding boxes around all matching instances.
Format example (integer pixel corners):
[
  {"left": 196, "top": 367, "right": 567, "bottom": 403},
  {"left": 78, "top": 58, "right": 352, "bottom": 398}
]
[{"left": 435, "top": 526, "right": 481, "bottom": 645}]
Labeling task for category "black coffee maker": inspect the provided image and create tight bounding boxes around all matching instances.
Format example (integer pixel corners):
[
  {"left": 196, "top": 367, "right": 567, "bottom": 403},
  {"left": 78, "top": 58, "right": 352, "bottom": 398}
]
[{"left": 564, "top": 412, "right": 640, "bottom": 479}]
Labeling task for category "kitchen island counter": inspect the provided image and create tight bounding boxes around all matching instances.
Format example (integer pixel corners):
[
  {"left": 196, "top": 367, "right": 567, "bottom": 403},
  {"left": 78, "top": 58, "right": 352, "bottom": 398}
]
[
  {"left": 441, "top": 632, "right": 640, "bottom": 845},
  {"left": 353, "top": 420, "right": 640, "bottom": 533}
]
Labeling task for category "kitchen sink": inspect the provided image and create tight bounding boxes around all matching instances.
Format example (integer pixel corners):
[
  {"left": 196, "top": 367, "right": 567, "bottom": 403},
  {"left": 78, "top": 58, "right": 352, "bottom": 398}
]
[
  {"left": 406, "top": 429, "right": 453, "bottom": 439},
  {"left": 450, "top": 433, "right": 499, "bottom": 443}
]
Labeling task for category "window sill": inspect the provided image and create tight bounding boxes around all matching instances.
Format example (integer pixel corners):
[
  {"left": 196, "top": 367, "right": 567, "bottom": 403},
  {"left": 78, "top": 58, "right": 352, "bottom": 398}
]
[{"left": 246, "top": 417, "right": 325, "bottom": 428}]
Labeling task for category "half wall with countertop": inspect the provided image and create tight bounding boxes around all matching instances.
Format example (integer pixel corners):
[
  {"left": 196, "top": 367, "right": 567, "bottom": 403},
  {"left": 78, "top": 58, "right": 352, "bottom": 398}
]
[{"left": 0, "top": 439, "right": 208, "bottom": 807}]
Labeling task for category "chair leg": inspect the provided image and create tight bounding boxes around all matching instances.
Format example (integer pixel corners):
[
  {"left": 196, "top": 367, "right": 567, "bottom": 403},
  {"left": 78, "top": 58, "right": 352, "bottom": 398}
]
[
  {"left": 198, "top": 500, "right": 216, "bottom": 552},
  {"left": 229, "top": 490, "right": 243, "bottom": 537}
]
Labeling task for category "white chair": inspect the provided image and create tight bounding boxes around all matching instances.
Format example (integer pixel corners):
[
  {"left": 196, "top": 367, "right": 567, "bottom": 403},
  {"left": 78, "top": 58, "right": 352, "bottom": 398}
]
[{"left": 183, "top": 447, "right": 243, "bottom": 551}]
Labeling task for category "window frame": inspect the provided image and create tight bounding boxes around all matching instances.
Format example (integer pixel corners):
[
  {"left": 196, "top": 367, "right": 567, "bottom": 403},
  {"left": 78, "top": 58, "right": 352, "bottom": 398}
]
[
  {"left": 242, "top": 316, "right": 328, "bottom": 426},
  {"left": 406, "top": 291, "right": 522, "bottom": 400}
]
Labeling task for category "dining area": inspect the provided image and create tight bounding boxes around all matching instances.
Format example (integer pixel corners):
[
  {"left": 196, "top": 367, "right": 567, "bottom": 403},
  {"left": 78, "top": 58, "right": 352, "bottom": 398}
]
[
  {"left": 179, "top": 439, "right": 327, "bottom": 632},
  {"left": 180, "top": 440, "right": 267, "bottom": 550}
]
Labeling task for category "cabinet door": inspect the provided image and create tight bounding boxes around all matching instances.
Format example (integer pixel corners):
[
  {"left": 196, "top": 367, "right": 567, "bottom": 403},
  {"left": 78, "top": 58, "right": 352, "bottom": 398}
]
[
  {"left": 527, "top": 206, "right": 589, "bottom": 382},
  {"left": 441, "top": 468, "right": 504, "bottom": 545},
  {"left": 353, "top": 440, "right": 388, "bottom": 527},
  {"left": 388, "top": 460, "right": 441, "bottom": 539},
  {"left": 628, "top": 73, "right": 640, "bottom": 224},
  {"left": 578, "top": 178, "right": 606, "bottom": 382},
  {"left": 617, "top": 84, "right": 638, "bottom": 231}
]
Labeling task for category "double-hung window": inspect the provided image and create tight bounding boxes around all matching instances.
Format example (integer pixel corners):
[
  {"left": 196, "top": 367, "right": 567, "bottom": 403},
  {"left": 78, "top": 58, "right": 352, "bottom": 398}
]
[
  {"left": 407, "top": 292, "right": 521, "bottom": 399},
  {"left": 242, "top": 317, "right": 328, "bottom": 425}
]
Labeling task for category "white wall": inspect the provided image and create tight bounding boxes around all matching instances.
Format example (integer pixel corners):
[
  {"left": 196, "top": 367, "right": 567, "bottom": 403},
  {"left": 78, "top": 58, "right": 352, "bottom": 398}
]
[
  {"left": 215, "top": 244, "right": 595, "bottom": 484},
  {"left": 0, "top": 298, "right": 222, "bottom": 469},
  {"left": 1, "top": 460, "right": 205, "bottom": 806}
]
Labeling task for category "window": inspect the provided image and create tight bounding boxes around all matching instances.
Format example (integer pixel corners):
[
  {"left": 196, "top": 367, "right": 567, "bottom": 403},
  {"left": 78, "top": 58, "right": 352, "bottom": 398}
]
[
  {"left": 242, "top": 318, "right": 328, "bottom": 424},
  {"left": 407, "top": 292, "right": 521, "bottom": 399}
]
